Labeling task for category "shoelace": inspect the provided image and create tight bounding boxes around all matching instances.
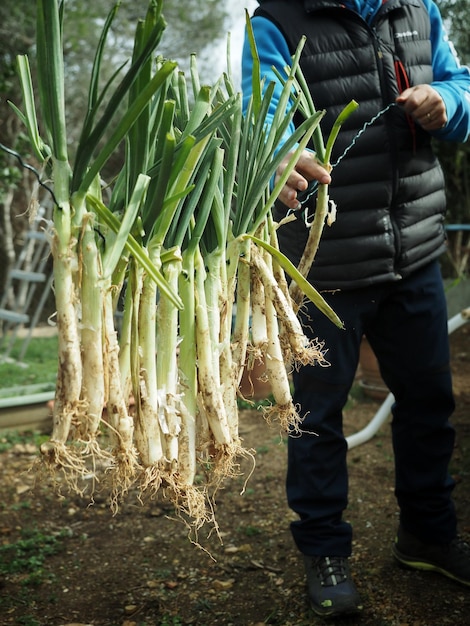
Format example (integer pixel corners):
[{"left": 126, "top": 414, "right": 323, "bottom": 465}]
[{"left": 314, "top": 556, "right": 348, "bottom": 587}]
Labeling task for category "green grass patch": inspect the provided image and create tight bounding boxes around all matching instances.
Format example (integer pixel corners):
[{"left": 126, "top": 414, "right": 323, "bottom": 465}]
[
  {"left": 237, "top": 393, "right": 275, "bottom": 411},
  {"left": 0, "top": 430, "right": 50, "bottom": 453},
  {"left": 238, "top": 524, "right": 263, "bottom": 537},
  {"left": 0, "top": 335, "right": 58, "bottom": 389},
  {"left": 0, "top": 527, "right": 67, "bottom": 586}
]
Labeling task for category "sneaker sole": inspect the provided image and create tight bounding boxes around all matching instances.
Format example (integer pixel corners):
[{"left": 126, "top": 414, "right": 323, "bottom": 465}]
[
  {"left": 392, "top": 544, "right": 470, "bottom": 587},
  {"left": 310, "top": 603, "right": 363, "bottom": 618},
  {"left": 310, "top": 598, "right": 363, "bottom": 618}
]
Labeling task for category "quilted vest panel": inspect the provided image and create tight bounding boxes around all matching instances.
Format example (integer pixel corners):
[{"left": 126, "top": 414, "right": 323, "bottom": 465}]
[{"left": 254, "top": 0, "right": 447, "bottom": 289}]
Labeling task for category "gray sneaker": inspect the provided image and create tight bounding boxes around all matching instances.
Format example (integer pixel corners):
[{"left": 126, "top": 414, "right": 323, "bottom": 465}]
[
  {"left": 303, "top": 555, "right": 363, "bottom": 617},
  {"left": 392, "top": 525, "right": 470, "bottom": 587}
]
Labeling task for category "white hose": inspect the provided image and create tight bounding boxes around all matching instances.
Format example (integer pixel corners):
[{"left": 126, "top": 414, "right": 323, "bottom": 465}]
[{"left": 346, "top": 306, "right": 470, "bottom": 449}]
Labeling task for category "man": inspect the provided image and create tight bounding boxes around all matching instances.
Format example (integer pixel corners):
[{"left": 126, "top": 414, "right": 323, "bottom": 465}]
[{"left": 242, "top": 0, "right": 470, "bottom": 618}]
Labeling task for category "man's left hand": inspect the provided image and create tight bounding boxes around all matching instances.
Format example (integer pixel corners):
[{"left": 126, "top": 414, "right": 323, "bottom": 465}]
[{"left": 396, "top": 85, "right": 447, "bottom": 131}]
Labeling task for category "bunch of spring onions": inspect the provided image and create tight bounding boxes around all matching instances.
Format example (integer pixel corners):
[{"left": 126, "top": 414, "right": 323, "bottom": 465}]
[{"left": 13, "top": 0, "right": 349, "bottom": 528}]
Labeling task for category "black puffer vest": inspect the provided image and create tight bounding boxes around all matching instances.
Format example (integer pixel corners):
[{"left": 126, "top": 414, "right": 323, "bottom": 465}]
[{"left": 255, "top": 0, "right": 447, "bottom": 290}]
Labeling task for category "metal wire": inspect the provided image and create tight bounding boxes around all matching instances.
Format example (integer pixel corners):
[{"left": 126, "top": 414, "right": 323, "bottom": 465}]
[
  {"left": 0, "top": 142, "right": 59, "bottom": 207},
  {"left": 298, "top": 102, "right": 398, "bottom": 208}
]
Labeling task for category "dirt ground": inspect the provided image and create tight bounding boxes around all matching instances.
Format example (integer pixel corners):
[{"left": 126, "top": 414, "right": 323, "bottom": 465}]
[{"left": 1, "top": 323, "right": 469, "bottom": 626}]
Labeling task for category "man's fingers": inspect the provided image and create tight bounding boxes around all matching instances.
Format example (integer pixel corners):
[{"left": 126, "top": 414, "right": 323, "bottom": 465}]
[
  {"left": 275, "top": 150, "right": 332, "bottom": 208},
  {"left": 396, "top": 85, "right": 447, "bottom": 130}
]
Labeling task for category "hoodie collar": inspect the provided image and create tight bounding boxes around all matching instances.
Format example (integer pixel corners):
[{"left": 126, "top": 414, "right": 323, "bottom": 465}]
[{"left": 302, "top": 0, "right": 386, "bottom": 21}]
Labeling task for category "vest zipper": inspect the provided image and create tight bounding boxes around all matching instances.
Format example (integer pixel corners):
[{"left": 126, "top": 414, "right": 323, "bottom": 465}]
[
  {"left": 369, "top": 25, "right": 403, "bottom": 273},
  {"left": 338, "top": 8, "right": 404, "bottom": 274}
]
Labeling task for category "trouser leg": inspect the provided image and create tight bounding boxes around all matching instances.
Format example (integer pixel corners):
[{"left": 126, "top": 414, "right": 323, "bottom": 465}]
[
  {"left": 287, "top": 260, "right": 457, "bottom": 555},
  {"left": 366, "top": 261, "right": 457, "bottom": 543},
  {"left": 287, "top": 291, "right": 365, "bottom": 556}
]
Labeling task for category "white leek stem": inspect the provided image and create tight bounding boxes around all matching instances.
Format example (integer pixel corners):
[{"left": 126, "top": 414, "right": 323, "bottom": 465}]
[
  {"left": 250, "top": 268, "right": 268, "bottom": 357},
  {"left": 79, "top": 215, "right": 105, "bottom": 438},
  {"left": 117, "top": 279, "right": 134, "bottom": 406},
  {"left": 177, "top": 252, "right": 197, "bottom": 485},
  {"left": 103, "top": 286, "right": 132, "bottom": 448},
  {"left": 134, "top": 254, "right": 164, "bottom": 467},
  {"left": 218, "top": 246, "right": 239, "bottom": 439},
  {"left": 251, "top": 244, "right": 324, "bottom": 367},
  {"left": 204, "top": 251, "right": 223, "bottom": 387},
  {"left": 156, "top": 255, "right": 181, "bottom": 469},
  {"left": 231, "top": 238, "right": 251, "bottom": 386},
  {"left": 48, "top": 161, "right": 81, "bottom": 446},
  {"left": 289, "top": 183, "right": 329, "bottom": 311},
  {"left": 194, "top": 247, "right": 232, "bottom": 447}
]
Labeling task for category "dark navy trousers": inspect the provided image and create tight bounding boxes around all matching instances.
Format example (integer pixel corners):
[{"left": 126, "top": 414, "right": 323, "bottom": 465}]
[{"left": 288, "top": 260, "right": 457, "bottom": 556}]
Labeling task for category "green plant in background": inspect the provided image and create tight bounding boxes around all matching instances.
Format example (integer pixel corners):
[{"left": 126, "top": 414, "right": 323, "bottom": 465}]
[
  {"left": 0, "top": 430, "right": 49, "bottom": 454},
  {"left": 0, "top": 336, "right": 58, "bottom": 389},
  {"left": 239, "top": 523, "right": 262, "bottom": 537},
  {"left": 159, "top": 616, "right": 184, "bottom": 626},
  {"left": 0, "top": 527, "right": 67, "bottom": 587},
  {"left": 435, "top": 1, "right": 470, "bottom": 279}
]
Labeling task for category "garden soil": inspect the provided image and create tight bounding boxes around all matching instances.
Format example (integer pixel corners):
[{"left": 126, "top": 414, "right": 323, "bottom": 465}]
[{"left": 1, "top": 324, "right": 469, "bottom": 626}]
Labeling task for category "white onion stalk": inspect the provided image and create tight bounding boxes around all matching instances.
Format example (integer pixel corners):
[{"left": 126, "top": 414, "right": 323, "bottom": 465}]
[
  {"left": 241, "top": 259, "right": 268, "bottom": 400},
  {"left": 117, "top": 275, "right": 134, "bottom": 407},
  {"left": 156, "top": 253, "right": 182, "bottom": 474},
  {"left": 102, "top": 281, "right": 139, "bottom": 502},
  {"left": 269, "top": 219, "right": 293, "bottom": 364},
  {"left": 40, "top": 166, "right": 84, "bottom": 476},
  {"left": 194, "top": 247, "right": 238, "bottom": 477},
  {"left": 289, "top": 182, "right": 331, "bottom": 312},
  {"left": 205, "top": 241, "right": 242, "bottom": 443},
  {"left": 135, "top": 249, "right": 164, "bottom": 479},
  {"left": 32, "top": 1, "right": 85, "bottom": 476},
  {"left": 250, "top": 243, "right": 326, "bottom": 369},
  {"left": 177, "top": 253, "right": 198, "bottom": 485},
  {"left": 217, "top": 247, "right": 239, "bottom": 440},
  {"left": 288, "top": 96, "right": 358, "bottom": 310},
  {"left": 248, "top": 244, "right": 300, "bottom": 431},
  {"left": 262, "top": 280, "right": 301, "bottom": 433},
  {"left": 77, "top": 214, "right": 105, "bottom": 443},
  {"left": 231, "top": 238, "right": 251, "bottom": 387},
  {"left": 249, "top": 267, "right": 267, "bottom": 359},
  {"left": 174, "top": 251, "right": 209, "bottom": 528},
  {"left": 204, "top": 250, "right": 223, "bottom": 393}
]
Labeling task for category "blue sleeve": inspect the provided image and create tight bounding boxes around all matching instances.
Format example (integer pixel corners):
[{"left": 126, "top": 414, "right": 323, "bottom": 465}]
[
  {"left": 425, "top": 0, "right": 470, "bottom": 142},
  {"left": 241, "top": 4, "right": 470, "bottom": 145},
  {"left": 241, "top": 16, "right": 296, "bottom": 150}
]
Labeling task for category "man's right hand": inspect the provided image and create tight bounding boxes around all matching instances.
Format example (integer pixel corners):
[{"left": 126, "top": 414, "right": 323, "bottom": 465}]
[{"left": 275, "top": 149, "right": 332, "bottom": 209}]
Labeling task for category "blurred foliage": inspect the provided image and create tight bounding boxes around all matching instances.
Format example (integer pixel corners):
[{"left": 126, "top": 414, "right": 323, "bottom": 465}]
[
  {"left": 0, "top": 0, "right": 230, "bottom": 165},
  {"left": 435, "top": 1, "right": 470, "bottom": 228},
  {"left": 0, "top": 1, "right": 36, "bottom": 195},
  {"left": 434, "top": 1, "right": 470, "bottom": 277},
  {"left": 0, "top": 335, "right": 58, "bottom": 389}
]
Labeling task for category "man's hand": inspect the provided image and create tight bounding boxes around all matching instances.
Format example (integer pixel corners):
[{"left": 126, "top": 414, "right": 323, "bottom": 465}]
[
  {"left": 275, "top": 149, "right": 332, "bottom": 209},
  {"left": 396, "top": 84, "right": 447, "bottom": 131}
]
